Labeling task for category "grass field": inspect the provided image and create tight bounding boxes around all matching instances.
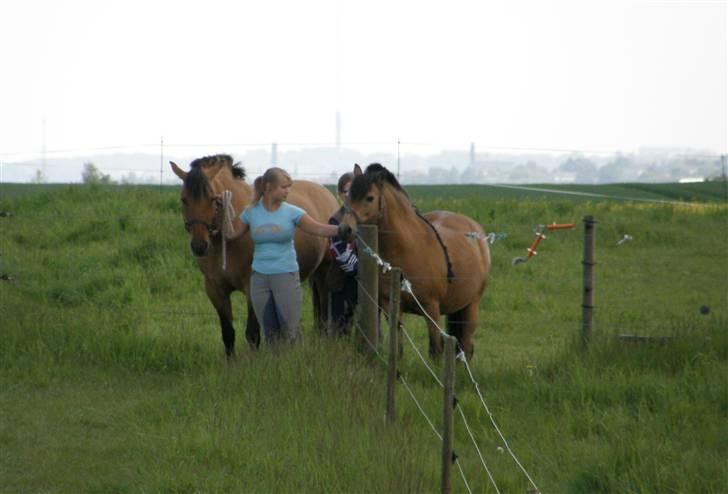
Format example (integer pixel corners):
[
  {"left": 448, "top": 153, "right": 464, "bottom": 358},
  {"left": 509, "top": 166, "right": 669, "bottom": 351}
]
[{"left": 1, "top": 181, "right": 726, "bottom": 493}]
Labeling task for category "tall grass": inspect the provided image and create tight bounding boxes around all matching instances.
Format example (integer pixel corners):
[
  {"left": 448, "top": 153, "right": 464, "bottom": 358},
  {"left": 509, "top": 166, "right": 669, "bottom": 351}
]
[{"left": 1, "top": 183, "right": 726, "bottom": 493}]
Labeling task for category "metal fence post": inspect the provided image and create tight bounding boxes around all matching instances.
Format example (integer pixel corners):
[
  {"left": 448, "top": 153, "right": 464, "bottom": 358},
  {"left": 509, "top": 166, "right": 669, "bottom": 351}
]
[{"left": 582, "top": 215, "right": 597, "bottom": 345}]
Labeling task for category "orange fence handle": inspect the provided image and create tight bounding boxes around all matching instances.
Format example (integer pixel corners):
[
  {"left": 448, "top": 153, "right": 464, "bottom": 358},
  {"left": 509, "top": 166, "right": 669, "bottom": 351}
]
[
  {"left": 545, "top": 223, "right": 575, "bottom": 230},
  {"left": 526, "top": 232, "right": 546, "bottom": 258}
]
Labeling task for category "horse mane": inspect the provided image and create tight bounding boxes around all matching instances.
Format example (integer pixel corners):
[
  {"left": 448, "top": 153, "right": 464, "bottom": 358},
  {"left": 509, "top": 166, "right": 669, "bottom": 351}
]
[
  {"left": 189, "top": 154, "right": 246, "bottom": 180},
  {"left": 185, "top": 154, "right": 246, "bottom": 199},
  {"left": 350, "top": 163, "right": 408, "bottom": 201},
  {"left": 184, "top": 166, "right": 212, "bottom": 200}
]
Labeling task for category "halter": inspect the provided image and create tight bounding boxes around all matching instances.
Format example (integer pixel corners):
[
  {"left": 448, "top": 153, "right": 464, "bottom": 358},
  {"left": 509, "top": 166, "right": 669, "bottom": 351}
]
[
  {"left": 345, "top": 183, "right": 385, "bottom": 224},
  {"left": 183, "top": 196, "right": 224, "bottom": 237}
]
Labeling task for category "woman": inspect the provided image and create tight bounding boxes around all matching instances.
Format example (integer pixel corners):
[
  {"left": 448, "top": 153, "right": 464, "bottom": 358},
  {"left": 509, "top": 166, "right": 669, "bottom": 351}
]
[
  {"left": 225, "top": 167, "right": 349, "bottom": 344},
  {"left": 326, "top": 172, "right": 359, "bottom": 335}
]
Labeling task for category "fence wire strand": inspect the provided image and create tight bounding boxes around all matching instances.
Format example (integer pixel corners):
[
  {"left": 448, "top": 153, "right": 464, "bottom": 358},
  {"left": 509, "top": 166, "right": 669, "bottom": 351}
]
[
  {"left": 355, "top": 272, "right": 479, "bottom": 493},
  {"left": 356, "top": 231, "right": 538, "bottom": 493},
  {"left": 355, "top": 277, "right": 447, "bottom": 390},
  {"left": 461, "top": 357, "right": 540, "bottom": 493},
  {"left": 456, "top": 403, "right": 501, "bottom": 494},
  {"left": 399, "top": 374, "right": 473, "bottom": 494}
]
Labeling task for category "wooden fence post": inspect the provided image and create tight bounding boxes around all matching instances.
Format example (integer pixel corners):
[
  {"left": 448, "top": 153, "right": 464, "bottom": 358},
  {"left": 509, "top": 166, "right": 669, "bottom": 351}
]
[
  {"left": 582, "top": 215, "right": 597, "bottom": 345},
  {"left": 386, "top": 267, "right": 401, "bottom": 424},
  {"left": 356, "top": 224, "right": 379, "bottom": 352},
  {"left": 441, "top": 335, "right": 456, "bottom": 494}
]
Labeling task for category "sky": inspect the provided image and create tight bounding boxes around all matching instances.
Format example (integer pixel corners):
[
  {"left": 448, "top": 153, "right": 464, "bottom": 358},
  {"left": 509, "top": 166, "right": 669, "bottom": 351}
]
[{"left": 0, "top": 0, "right": 726, "bottom": 170}]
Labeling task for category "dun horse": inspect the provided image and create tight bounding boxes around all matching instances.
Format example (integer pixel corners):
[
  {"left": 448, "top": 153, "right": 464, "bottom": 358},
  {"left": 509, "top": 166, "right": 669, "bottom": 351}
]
[
  {"left": 342, "top": 163, "right": 490, "bottom": 358},
  {"left": 170, "top": 154, "right": 338, "bottom": 356}
]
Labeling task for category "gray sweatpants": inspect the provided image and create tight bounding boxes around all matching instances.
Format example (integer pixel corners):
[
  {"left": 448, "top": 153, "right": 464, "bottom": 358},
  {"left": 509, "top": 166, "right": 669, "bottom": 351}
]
[{"left": 250, "top": 271, "right": 303, "bottom": 344}]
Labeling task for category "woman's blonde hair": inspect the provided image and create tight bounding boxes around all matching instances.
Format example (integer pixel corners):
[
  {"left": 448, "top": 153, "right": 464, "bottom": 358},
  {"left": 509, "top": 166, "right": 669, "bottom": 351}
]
[{"left": 252, "top": 167, "right": 292, "bottom": 205}]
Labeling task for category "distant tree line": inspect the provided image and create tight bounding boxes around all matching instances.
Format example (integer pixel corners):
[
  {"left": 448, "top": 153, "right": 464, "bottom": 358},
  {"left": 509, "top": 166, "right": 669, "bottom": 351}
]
[
  {"left": 409, "top": 152, "right": 723, "bottom": 184},
  {"left": 82, "top": 163, "right": 115, "bottom": 185},
  {"left": 21, "top": 149, "right": 722, "bottom": 185}
]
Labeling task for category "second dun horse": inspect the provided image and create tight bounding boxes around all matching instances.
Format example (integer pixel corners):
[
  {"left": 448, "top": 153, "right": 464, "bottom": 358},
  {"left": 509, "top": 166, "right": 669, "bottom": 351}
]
[
  {"left": 170, "top": 154, "right": 338, "bottom": 357},
  {"left": 342, "top": 163, "right": 491, "bottom": 359}
]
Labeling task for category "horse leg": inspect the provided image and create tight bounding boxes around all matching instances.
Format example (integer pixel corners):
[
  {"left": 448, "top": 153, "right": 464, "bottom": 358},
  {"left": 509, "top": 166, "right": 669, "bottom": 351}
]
[
  {"left": 310, "top": 269, "right": 329, "bottom": 334},
  {"left": 423, "top": 304, "right": 444, "bottom": 359},
  {"left": 205, "top": 279, "right": 235, "bottom": 358},
  {"left": 446, "top": 308, "right": 464, "bottom": 351},
  {"left": 455, "top": 302, "right": 479, "bottom": 360},
  {"left": 245, "top": 297, "right": 261, "bottom": 350},
  {"left": 310, "top": 278, "right": 323, "bottom": 334}
]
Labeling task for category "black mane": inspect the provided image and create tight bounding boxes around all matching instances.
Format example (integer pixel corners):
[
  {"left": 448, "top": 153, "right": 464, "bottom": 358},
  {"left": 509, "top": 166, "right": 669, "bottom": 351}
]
[
  {"left": 349, "top": 163, "right": 407, "bottom": 201},
  {"left": 184, "top": 165, "right": 211, "bottom": 200},
  {"left": 189, "top": 154, "right": 246, "bottom": 180}
]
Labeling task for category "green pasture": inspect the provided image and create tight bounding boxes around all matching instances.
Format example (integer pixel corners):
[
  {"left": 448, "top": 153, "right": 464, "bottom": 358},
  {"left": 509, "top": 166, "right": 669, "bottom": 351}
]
[
  {"left": 403, "top": 180, "right": 727, "bottom": 203},
  {"left": 1, "top": 182, "right": 726, "bottom": 493}
]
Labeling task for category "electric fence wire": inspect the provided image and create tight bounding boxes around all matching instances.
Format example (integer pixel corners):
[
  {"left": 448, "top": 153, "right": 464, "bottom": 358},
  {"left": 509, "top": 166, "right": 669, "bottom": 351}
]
[
  {"left": 2, "top": 139, "right": 721, "bottom": 159},
  {"left": 353, "top": 278, "right": 477, "bottom": 493},
  {"left": 356, "top": 232, "right": 538, "bottom": 492},
  {"left": 461, "top": 356, "right": 540, "bottom": 494},
  {"left": 398, "top": 373, "right": 473, "bottom": 494},
  {"left": 355, "top": 277, "right": 491, "bottom": 494},
  {"left": 455, "top": 403, "right": 500, "bottom": 494},
  {"left": 351, "top": 266, "right": 447, "bottom": 389},
  {"left": 351, "top": 319, "right": 388, "bottom": 367},
  {"left": 404, "top": 279, "right": 539, "bottom": 493}
]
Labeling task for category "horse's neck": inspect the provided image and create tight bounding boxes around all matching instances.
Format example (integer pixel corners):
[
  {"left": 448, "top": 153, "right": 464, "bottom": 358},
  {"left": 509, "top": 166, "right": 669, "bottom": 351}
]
[
  {"left": 379, "top": 188, "right": 429, "bottom": 256},
  {"left": 212, "top": 170, "right": 252, "bottom": 208}
]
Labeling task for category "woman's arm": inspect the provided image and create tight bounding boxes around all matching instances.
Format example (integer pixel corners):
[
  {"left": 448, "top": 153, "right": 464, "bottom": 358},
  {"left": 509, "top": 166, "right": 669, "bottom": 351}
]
[
  {"left": 225, "top": 218, "right": 249, "bottom": 240},
  {"left": 297, "top": 214, "right": 339, "bottom": 237}
]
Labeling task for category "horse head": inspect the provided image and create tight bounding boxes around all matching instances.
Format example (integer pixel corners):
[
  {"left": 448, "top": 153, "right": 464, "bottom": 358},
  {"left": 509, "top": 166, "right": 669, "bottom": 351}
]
[
  {"left": 341, "top": 163, "right": 407, "bottom": 239},
  {"left": 170, "top": 154, "right": 243, "bottom": 257}
]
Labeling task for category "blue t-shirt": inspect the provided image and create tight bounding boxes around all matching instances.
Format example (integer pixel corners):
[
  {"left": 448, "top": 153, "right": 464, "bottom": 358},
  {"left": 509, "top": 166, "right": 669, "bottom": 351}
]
[{"left": 241, "top": 202, "right": 305, "bottom": 274}]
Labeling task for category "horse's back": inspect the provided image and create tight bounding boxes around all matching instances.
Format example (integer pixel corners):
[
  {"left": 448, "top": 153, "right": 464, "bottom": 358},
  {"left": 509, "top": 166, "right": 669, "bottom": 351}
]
[
  {"left": 289, "top": 181, "right": 338, "bottom": 222},
  {"left": 425, "top": 210, "right": 491, "bottom": 305}
]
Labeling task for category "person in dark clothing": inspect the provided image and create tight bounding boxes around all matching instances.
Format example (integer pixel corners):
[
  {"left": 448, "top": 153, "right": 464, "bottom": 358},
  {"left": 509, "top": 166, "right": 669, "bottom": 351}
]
[{"left": 327, "top": 172, "right": 358, "bottom": 335}]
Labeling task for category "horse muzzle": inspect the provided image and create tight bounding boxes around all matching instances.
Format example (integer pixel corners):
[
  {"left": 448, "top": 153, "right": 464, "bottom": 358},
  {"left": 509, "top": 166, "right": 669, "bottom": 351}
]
[
  {"left": 337, "top": 223, "right": 353, "bottom": 241},
  {"left": 190, "top": 238, "right": 210, "bottom": 257}
]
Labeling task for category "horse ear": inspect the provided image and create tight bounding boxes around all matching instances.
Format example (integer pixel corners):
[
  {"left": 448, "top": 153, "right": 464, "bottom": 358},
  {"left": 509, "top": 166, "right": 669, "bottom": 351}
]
[
  {"left": 170, "top": 161, "right": 187, "bottom": 181},
  {"left": 353, "top": 164, "right": 363, "bottom": 176}
]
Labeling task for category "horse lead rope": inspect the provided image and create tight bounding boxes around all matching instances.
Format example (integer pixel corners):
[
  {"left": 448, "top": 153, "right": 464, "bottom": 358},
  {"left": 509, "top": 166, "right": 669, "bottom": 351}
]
[{"left": 221, "top": 190, "right": 234, "bottom": 271}]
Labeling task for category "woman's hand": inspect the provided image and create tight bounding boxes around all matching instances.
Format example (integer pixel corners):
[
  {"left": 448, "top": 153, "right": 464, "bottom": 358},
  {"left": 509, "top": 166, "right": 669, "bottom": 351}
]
[
  {"left": 225, "top": 219, "right": 249, "bottom": 240},
  {"left": 337, "top": 223, "right": 352, "bottom": 240}
]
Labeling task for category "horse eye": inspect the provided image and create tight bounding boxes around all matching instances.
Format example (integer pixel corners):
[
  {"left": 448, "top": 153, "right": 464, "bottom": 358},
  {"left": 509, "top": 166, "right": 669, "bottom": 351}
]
[
  {"left": 181, "top": 198, "right": 188, "bottom": 206},
  {"left": 366, "top": 195, "right": 375, "bottom": 203}
]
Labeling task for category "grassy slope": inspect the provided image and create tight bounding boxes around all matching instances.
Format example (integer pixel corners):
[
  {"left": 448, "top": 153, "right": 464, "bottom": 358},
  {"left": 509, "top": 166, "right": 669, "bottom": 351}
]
[{"left": 1, "top": 182, "right": 726, "bottom": 493}]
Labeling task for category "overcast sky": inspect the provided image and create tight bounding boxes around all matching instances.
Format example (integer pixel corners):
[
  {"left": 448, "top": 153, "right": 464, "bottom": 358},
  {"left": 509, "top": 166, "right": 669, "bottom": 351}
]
[{"left": 0, "top": 0, "right": 726, "bottom": 164}]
